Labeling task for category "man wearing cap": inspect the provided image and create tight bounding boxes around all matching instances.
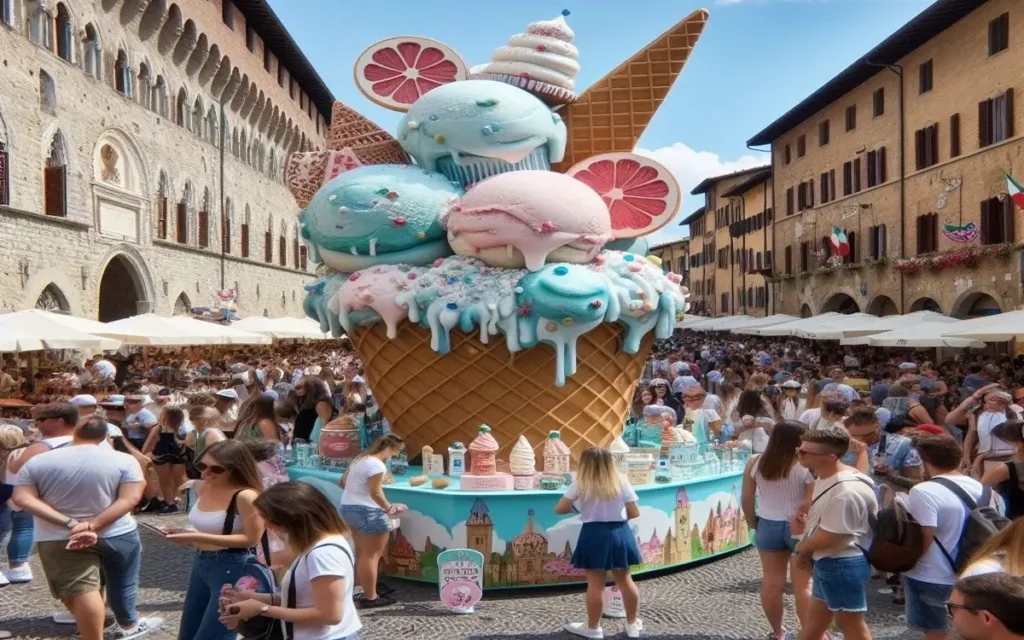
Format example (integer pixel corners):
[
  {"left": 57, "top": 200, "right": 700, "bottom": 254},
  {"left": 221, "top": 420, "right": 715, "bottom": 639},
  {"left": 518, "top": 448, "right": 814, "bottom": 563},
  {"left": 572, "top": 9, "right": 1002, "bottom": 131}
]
[
  {"left": 70, "top": 395, "right": 122, "bottom": 443},
  {"left": 214, "top": 389, "right": 239, "bottom": 438},
  {"left": 122, "top": 397, "right": 157, "bottom": 452}
]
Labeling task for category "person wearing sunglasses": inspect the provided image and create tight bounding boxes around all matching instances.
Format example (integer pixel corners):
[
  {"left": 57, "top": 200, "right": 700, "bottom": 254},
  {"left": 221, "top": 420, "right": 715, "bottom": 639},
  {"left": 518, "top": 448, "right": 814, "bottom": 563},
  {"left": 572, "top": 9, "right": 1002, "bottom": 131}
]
[
  {"left": 6, "top": 402, "right": 79, "bottom": 479},
  {"left": 680, "top": 388, "right": 723, "bottom": 441},
  {"left": 947, "top": 574, "right": 1024, "bottom": 640},
  {"left": 166, "top": 440, "right": 271, "bottom": 640}
]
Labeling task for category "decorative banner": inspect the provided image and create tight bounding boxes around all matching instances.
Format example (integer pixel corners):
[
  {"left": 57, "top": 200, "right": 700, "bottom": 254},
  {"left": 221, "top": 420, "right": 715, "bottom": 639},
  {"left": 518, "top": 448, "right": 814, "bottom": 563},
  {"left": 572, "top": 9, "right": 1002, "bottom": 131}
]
[
  {"left": 1007, "top": 172, "right": 1024, "bottom": 210},
  {"left": 841, "top": 205, "right": 859, "bottom": 220},
  {"left": 437, "top": 549, "right": 484, "bottom": 614},
  {"left": 942, "top": 221, "right": 979, "bottom": 243}
]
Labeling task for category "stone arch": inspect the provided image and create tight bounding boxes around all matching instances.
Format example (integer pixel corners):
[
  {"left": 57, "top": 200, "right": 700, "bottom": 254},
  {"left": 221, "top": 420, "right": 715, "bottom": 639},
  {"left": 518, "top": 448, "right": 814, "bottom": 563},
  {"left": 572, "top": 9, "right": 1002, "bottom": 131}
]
[
  {"left": 192, "top": 95, "right": 204, "bottom": 139},
  {"left": 866, "top": 295, "right": 899, "bottom": 317},
  {"left": 136, "top": 60, "right": 151, "bottom": 108},
  {"left": 210, "top": 56, "right": 232, "bottom": 97},
  {"left": 152, "top": 74, "right": 168, "bottom": 117},
  {"left": 35, "top": 282, "right": 70, "bottom": 312},
  {"left": 96, "top": 246, "right": 155, "bottom": 320},
  {"left": 185, "top": 32, "right": 208, "bottom": 77},
  {"left": 43, "top": 126, "right": 70, "bottom": 167},
  {"left": 223, "top": 67, "right": 242, "bottom": 104},
  {"left": 39, "top": 69, "right": 56, "bottom": 113},
  {"left": 93, "top": 127, "right": 149, "bottom": 195},
  {"left": 175, "top": 86, "right": 188, "bottom": 128},
  {"left": 821, "top": 292, "right": 860, "bottom": 314},
  {"left": 172, "top": 291, "right": 191, "bottom": 315},
  {"left": 29, "top": 2, "right": 52, "bottom": 49},
  {"left": 83, "top": 23, "right": 102, "bottom": 80},
  {"left": 137, "top": 0, "right": 165, "bottom": 42},
  {"left": 54, "top": 2, "right": 72, "bottom": 62},
  {"left": 100, "top": 0, "right": 119, "bottom": 11},
  {"left": 172, "top": 17, "right": 196, "bottom": 66},
  {"left": 119, "top": 0, "right": 146, "bottom": 26},
  {"left": 951, "top": 289, "right": 1003, "bottom": 319},
  {"left": 239, "top": 84, "right": 258, "bottom": 119},
  {"left": 248, "top": 91, "right": 265, "bottom": 126},
  {"left": 114, "top": 48, "right": 131, "bottom": 96},
  {"left": 800, "top": 303, "right": 813, "bottom": 318},
  {"left": 22, "top": 269, "right": 80, "bottom": 315},
  {"left": 258, "top": 98, "right": 273, "bottom": 133},
  {"left": 910, "top": 297, "right": 943, "bottom": 313},
  {"left": 230, "top": 73, "right": 249, "bottom": 112},
  {"left": 206, "top": 105, "right": 219, "bottom": 146},
  {"left": 198, "top": 43, "right": 220, "bottom": 86},
  {"left": 156, "top": 2, "right": 182, "bottom": 55},
  {"left": 267, "top": 106, "right": 280, "bottom": 139}
]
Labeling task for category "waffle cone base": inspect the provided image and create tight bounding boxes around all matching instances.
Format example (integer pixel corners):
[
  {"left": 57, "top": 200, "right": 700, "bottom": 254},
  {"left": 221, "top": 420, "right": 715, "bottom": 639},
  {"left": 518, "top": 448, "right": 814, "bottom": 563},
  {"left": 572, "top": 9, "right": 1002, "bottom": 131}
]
[{"left": 350, "top": 321, "right": 652, "bottom": 462}]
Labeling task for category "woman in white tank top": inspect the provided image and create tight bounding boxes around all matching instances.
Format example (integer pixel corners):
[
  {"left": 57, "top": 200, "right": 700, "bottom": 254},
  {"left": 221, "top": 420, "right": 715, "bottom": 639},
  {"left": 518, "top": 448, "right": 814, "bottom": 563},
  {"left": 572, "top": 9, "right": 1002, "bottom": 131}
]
[{"left": 741, "top": 420, "right": 815, "bottom": 640}]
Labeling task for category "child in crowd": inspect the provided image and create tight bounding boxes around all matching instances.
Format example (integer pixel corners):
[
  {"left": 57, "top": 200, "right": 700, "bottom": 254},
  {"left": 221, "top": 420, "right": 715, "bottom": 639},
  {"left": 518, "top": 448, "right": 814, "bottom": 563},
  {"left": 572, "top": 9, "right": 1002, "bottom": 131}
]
[{"left": 556, "top": 447, "right": 643, "bottom": 639}]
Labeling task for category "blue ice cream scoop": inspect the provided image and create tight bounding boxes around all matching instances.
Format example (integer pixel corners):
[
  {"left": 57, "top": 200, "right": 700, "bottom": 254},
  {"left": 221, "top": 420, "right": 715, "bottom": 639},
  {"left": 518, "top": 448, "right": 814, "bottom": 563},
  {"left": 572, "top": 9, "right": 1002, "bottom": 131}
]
[
  {"left": 300, "top": 164, "right": 462, "bottom": 273},
  {"left": 396, "top": 80, "right": 567, "bottom": 187}
]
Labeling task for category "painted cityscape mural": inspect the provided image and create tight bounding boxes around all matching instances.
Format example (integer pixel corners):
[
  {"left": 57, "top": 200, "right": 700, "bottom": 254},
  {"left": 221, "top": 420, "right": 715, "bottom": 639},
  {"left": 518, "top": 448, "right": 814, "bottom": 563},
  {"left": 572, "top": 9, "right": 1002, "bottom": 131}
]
[{"left": 382, "top": 483, "right": 750, "bottom": 587}]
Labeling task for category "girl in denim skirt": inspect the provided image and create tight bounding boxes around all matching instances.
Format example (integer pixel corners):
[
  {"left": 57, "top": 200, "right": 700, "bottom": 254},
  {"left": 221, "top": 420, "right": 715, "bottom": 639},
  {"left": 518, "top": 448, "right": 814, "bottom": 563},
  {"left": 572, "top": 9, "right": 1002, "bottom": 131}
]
[
  {"left": 339, "top": 434, "right": 406, "bottom": 608},
  {"left": 555, "top": 447, "right": 643, "bottom": 639}
]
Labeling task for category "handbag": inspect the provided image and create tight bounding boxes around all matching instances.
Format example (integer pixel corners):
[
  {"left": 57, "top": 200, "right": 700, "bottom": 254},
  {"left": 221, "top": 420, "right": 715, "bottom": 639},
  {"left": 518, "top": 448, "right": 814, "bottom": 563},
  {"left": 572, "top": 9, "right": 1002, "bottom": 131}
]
[{"left": 235, "top": 541, "right": 353, "bottom": 640}]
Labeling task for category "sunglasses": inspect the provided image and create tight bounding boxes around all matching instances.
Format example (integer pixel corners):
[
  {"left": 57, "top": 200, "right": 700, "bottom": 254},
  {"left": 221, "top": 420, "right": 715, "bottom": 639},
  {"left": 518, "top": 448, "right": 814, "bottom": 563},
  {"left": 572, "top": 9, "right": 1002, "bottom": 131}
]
[
  {"left": 195, "top": 462, "right": 227, "bottom": 475},
  {"left": 944, "top": 601, "right": 975, "bottom": 618},
  {"left": 796, "top": 448, "right": 831, "bottom": 457},
  {"left": 683, "top": 395, "right": 706, "bottom": 401}
]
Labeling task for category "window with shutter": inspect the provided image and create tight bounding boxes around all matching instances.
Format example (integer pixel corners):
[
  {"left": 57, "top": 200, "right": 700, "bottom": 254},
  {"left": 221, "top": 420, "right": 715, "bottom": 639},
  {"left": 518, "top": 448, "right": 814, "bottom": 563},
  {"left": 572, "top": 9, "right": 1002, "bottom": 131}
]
[
  {"left": 279, "top": 236, "right": 286, "bottom": 266},
  {"left": 853, "top": 157, "right": 862, "bottom": 192},
  {"left": 44, "top": 166, "right": 66, "bottom": 217},
  {"left": 785, "top": 246, "right": 792, "bottom": 273},
  {"left": 919, "top": 60, "right": 933, "bottom": 94},
  {"left": 176, "top": 204, "right": 188, "bottom": 243},
  {"left": 845, "top": 105, "right": 856, "bottom": 132},
  {"left": 293, "top": 238, "right": 299, "bottom": 267},
  {"left": 222, "top": 215, "right": 231, "bottom": 253},
  {"left": 808, "top": 180, "right": 815, "bottom": 207},
  {"left": 157, "top": 198, "right": 167, "bottom": 239},
  {"left": 264, "top": 231, "right": 272, "bottom": 262},
  {"left": 843, "top": 161, "right": 852, "bottom": 196},
  {"left": 867, "top": 151, "right": 877, "bottom": 188},
  {"left": 241, "top": 224, "right": 249, "bottom": 257},
  {"left": 873, "top": 88, "right": 885, "bottom": 117},
  {"left": 845, "top": 231, "right": 857, "bottom": 264},
  {"left": 786, "top": 187, "right": 794, "bottom": 215},
  {"left": 979, "top": 99, "right": 994, "bottom": 147},
  {"left": 784, "top": 144, "right": 791, "bottom": 165},
  {"left": 821, "top": 236, "right": 831, "bottom": 260},
  {"left": 820, "top": 172, "right": 830, "bottom": 203},
  {"left": 198, "top": 210, "right": 209, "bottom": 248},
  {"left": 989, "top": 13, "right": 1009, "bottom": 56},
  {"left": 819, "top": 120, "right": 830, "bottom": 146},
  {"left": 797, "top": 135, "right": 806, "bottom": 158},
  {"left": 300, "top": 245, "right": 308, "bottom": 270},
  {"left": 950, "top": 114, "right": 961, "bottom": 157},
  {"left": 915, "top": 128, "right": 926, "bottom": 169}
]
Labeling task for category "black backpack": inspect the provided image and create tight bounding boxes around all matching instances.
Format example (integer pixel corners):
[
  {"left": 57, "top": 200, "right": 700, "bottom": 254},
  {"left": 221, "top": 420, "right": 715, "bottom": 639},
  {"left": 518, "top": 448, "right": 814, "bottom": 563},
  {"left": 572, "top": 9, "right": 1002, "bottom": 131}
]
[{"left": 929, "top": 477, "right": 1008, "bottom": 573}]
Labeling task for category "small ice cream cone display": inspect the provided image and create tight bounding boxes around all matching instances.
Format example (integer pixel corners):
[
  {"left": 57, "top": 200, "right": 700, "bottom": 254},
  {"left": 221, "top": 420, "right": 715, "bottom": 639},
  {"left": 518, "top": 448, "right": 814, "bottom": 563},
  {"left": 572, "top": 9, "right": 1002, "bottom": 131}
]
[
  {"left": 510, "top": 435, "right": 537, "bottom": 490},
  {"left": 460, "top": 425, "right": 513, "bottom": 491},
  {"left": 543, "top": 430, "right": 571, "bottom": 475},
  {"left": 472, "top": 10, "right": 579, "bottom": 106}
]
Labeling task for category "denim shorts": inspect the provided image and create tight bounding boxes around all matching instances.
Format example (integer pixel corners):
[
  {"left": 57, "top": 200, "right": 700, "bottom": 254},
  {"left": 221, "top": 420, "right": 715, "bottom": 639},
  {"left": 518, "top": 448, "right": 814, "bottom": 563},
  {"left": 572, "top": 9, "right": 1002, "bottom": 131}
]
[
  {"left": 903, "top": 576, "right": 952, "bottom": 632},
  {"left": 811, "top": 555, "right": 871, "bottom": 612},
  {"left": 340, "top": 504, "right": 391, "bottom": 535},
  {"left": 755, "top": 518, "right": 798, "bottom": 553}
]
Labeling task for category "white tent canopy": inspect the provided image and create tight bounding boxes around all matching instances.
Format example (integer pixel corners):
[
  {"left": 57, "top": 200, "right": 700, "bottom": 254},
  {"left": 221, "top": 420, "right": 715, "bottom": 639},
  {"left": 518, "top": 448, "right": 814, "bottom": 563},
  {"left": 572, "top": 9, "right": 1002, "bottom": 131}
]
[
  {"left": 942, "top": 309, "right": 1024, "bottom": 342},
  {"left": 674, "top": 316, "right": 715, "bottom": 330},
  {"left": 232, "top": 316, "right": 330, "bottom": 340},
  {"left": 798, "top": 310, "right": 957, "bottom": 341},
  {"left": 862, "top": 321, "right": 985, "bottom": 348},
  {"left": 691, "top": 315, "right": 754, "bottom": 331},
  {"left": 164, "top": 316, "right": 272, "bottom": 345},
  {"left": 735, "top": 312, "right": 844, "bottom": 336},
  {"left": 0, "top": 310, "right": 121, "bottom": 352},
  {"left": 95, "top": 313, "right": 257, "bottom": 346},
  {"left": 725, "top": 314, "right": 799, "bottom": 331}
]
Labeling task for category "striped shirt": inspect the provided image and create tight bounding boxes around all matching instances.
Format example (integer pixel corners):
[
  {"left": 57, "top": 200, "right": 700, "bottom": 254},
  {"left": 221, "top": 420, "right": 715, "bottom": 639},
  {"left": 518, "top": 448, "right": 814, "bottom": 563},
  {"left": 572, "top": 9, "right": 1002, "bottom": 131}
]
[{"left": 750, "top": 456, "right": 814, "bottom": 521}]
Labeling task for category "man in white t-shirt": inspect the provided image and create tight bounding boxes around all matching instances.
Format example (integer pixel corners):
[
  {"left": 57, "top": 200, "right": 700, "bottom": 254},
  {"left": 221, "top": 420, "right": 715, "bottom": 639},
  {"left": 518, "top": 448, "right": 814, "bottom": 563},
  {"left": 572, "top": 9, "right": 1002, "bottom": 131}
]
[
  {"left": 903, "top": 435, "right": 1005, "bottom": 640},
  {"left": 948, "top": 573, "right": 1024, "bottom": 640},
  {"left": 13, "top": 416, "right": 163, "bottom": 640},
  {"left": 794, "top": 425, "right": 878, "bottom": 640}
]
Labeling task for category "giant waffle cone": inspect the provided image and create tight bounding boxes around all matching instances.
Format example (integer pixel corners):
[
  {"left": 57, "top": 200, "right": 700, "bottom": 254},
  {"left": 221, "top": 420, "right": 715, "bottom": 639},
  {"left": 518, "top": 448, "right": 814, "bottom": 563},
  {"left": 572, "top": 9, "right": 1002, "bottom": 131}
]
[
  {"left": 552, "top": 9, "right": 709, "bottom": 172},
  {"left": 350, "top": 321, "right": 652, "bottom": 461},
  {"left": 328, "top": 102, "right": 409, "bottom": 166}
]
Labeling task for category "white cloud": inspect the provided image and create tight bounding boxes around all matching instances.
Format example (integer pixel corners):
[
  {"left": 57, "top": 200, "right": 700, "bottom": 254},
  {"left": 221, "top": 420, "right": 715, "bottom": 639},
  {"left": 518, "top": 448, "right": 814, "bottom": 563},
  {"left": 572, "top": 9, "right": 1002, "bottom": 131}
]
[{"left": 634, "top": 143, "right": 767, "bottom": 246}]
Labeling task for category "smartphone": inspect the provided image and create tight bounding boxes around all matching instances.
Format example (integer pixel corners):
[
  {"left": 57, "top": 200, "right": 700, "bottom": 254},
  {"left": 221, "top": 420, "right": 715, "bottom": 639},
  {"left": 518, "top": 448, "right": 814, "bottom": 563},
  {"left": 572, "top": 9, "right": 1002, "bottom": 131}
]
[{"left": 138, "top": 521, "right": 169, "bottom": 536}]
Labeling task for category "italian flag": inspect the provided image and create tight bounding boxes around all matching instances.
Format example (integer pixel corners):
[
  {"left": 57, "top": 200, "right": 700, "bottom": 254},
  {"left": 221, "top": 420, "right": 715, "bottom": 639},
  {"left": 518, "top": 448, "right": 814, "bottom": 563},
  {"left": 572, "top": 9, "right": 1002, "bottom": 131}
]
[
  {"left": 1006, "top": 172, "right": 1024, "bottom": 210},
  {"left": 830, "top": 226, "right": 850, "bottom": 257}
]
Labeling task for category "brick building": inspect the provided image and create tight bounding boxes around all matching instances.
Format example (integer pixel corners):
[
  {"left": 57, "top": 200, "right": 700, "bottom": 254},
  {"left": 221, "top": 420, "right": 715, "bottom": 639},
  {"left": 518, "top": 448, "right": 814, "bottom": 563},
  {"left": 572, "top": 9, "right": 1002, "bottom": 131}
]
[
  {"left": 0, "top": 0, "right": 328, "bottom": 320},
  {"left": 683, "top": 166, "right": 773, "bottom": 317},
  {"left": 749, "top": 0, "right": 1021, "bottom": 319}
]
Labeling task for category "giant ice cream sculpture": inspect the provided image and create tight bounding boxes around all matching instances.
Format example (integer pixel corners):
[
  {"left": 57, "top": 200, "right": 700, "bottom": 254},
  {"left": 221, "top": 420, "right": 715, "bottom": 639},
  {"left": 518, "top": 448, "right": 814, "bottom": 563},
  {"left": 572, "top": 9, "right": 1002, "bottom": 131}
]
[{"left": 286, "top": 9, "right": 709, "bottom": 459}]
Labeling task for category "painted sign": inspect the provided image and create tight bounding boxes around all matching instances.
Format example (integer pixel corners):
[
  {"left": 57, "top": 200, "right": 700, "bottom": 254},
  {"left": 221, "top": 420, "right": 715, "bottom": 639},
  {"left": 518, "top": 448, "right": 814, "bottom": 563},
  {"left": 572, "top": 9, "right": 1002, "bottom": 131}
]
[
  {"left": 437, "top": 549, "right": 484, "bottom": 614},
  {"left": 603, "top": 585, "right": 626, "bottom": 618},
  {"left": 424, "top": 453, "right": 445, "bottom": 476}
]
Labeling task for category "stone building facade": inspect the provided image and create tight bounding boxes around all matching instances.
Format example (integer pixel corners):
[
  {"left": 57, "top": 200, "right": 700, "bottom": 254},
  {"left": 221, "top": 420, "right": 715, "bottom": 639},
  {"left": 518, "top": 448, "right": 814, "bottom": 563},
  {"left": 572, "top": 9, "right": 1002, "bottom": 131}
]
[
  {"left": 0, "top": 0, "right": 329, "bottom": 320},
  {"left": 749, "top": 0, "right": 1023, "bottom": 319}
]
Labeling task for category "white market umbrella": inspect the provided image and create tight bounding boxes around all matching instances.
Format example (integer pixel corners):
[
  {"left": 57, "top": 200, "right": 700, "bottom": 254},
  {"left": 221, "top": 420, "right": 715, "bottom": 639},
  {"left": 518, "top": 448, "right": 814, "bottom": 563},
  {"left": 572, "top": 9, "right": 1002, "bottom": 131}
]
[
  {"left": 232, "top": 316, "right": 330, "bottom": 340},
  {"left": 692, "top": 315, "right": 753, "bottom": 331},
  {"left": 31, "top": 310, "right": 113, "bottom": 335},
  {"left": 0, "top": 311, "right": 121, "bottom": 352},
  {"left": 95, "top": 313, "right": 232, "bottom": 346},
  {"left": 674, "top": 316, "right": 714, "bottom": 330},
  {"left": 164, "top": 316, "right": 272, "bottom": 345},
  {"left": 942, "top": 310, "right": 1024, "bottom": 342},
  {"left": 736, "top": 312, "right": 843, "bottom": 336},
  {"left": 865, "top": 322, "right": 985, "bottom": 348},
  {"left": 725, "top": 314, "right": 798, "bottom": 332},
  {"left": 796, "top": 311, "right": 954, "bottom": 340}
]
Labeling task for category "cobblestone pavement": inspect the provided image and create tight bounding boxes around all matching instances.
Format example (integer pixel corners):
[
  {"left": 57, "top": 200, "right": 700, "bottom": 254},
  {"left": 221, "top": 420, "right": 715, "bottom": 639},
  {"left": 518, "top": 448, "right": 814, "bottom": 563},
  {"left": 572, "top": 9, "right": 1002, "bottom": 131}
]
[{"left": 2, "top": 513, "right": 917, "bottom": 639}]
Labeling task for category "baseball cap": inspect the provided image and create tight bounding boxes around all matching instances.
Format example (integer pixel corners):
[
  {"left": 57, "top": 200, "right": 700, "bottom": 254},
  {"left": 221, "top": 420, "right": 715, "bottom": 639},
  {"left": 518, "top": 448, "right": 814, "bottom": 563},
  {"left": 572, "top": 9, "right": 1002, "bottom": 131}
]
[
  {"left": 100, "top": 395, "right": 125, "bottom": 407},
  {"left": 216, "top": 388, "right": 239, "bottom": 400},
  {"left": 899, "top": 362, "right": 918, "bottom": 371},
  {"left": 69, "top": 394, "right": 98, "bottom": 407},
  {"left": 781, "top": 380, "right": 802, "bottom": 389}
]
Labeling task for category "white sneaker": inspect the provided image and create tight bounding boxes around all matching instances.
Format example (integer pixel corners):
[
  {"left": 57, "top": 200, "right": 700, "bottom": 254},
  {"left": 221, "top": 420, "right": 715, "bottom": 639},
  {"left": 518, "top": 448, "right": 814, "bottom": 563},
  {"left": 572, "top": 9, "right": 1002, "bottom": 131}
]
[
  {"left": 564, "top": 622, "right": 604, "bottom": 638},
  {"left": 0, "top": 630, "right": 11, "bottom": 639},
  {"left": 0, "top": 570, "right": 8, "bottom": 588},
  {"left": 54, "top": 611, "right": 76, "bottom": 624},
  {"left": 107, "top": 617, "right": 164, "bottom": 640},
  {"left": 3, "top": 564, "right": 32, "bottom": 583},
  {"left": 626, "top": 619, "right": 644, "bottom": 638}
]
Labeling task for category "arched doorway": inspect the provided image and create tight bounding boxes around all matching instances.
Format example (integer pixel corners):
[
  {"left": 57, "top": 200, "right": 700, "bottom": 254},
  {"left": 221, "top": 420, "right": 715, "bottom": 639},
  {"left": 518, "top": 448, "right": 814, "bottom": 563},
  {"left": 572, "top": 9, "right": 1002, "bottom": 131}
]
[
  {"left": 866, "top": 295, "right": 899, "bottom": 317},
  {"left": 954, "top": 292, "right": 1001, "bottom": 319},
  {"left": 822, "top": 293, "right": 860, "bottom": 315},
  {"left": 911, "top": 297, "right": 943, "bottom": 313},
  {"left": 173, "top": 293, "right": 191, "bottom": 315},
  {"left": 35, "top": 284, "right": 69, "bottom": 312},
  {"left": 800, "top": 304, "right": 812, "bottom": 318},
  {"left": 98, "top": 255, "right": 144, "bottom": 321}
]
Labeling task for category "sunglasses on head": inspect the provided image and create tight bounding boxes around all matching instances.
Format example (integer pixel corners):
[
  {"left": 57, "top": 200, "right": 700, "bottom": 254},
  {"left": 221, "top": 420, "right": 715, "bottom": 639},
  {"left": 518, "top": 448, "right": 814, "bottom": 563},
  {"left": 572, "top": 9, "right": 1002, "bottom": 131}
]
[{"left": 195, "top": 462, "right": 227, "bottom": 475}]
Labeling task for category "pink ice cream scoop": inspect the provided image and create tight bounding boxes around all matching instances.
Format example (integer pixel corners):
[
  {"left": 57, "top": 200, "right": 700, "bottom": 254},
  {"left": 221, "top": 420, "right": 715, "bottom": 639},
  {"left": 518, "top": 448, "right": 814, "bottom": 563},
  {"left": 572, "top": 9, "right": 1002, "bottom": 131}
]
[
  {"left": 333, "top": 265, "right": 424, "bottom": 339},
  {"left": 444, "top": 170, "right": 612, "bottom": 271}
]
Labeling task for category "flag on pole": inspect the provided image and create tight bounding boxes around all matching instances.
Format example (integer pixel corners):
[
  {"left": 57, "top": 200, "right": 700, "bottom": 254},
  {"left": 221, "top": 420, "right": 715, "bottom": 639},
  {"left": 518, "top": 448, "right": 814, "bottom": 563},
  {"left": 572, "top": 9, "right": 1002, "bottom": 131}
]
[
  {"left": 830, "top": 226, "right": 850, "bottom": 257},
  {"left": 1006, "top": 172, "right": 1024, "bottom": 210}
]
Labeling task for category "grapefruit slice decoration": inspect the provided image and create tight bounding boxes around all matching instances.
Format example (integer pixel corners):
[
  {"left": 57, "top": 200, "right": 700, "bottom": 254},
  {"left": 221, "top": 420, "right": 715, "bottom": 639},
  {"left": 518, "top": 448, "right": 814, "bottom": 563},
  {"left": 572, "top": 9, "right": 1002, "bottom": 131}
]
[
  {"left": 567, "top": 153, "right": 681, "bottom": 239},
  {"left": 354, "top": 36, "right": 469, "bottom": 112}
]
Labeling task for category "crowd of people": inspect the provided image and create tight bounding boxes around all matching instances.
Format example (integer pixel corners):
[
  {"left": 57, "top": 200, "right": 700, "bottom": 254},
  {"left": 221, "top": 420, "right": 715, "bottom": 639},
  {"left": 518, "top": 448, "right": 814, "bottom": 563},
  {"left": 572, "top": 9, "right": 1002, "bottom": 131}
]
[{"left": 5, "top": 330, "right": 1024, "bottom": 639}]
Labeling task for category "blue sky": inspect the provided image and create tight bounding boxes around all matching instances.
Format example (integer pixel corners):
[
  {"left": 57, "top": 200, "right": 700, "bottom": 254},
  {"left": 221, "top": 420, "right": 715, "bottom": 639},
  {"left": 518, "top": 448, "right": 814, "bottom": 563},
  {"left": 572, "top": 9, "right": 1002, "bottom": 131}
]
[{"left": 269, "top": 0, "right": 933, "bottom": 243}]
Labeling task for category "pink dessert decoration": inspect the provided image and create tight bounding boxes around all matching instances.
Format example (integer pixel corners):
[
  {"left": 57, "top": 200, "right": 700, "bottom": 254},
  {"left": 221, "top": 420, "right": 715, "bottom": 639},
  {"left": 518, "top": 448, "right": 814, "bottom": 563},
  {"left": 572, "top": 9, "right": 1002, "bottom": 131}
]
[{"left": 354, "top": 36, "right": 469, "bottom": 112}]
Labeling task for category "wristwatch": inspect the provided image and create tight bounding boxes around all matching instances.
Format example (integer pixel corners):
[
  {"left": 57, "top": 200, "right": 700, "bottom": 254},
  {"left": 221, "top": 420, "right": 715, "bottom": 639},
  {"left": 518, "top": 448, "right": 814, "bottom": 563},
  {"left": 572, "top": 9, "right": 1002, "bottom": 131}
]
[
  {"left": 259, "top": 605, "right": 270, "bottom": 614},
  {"left": 64, "top": 518, "right": 78, "bottom": 530}
]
